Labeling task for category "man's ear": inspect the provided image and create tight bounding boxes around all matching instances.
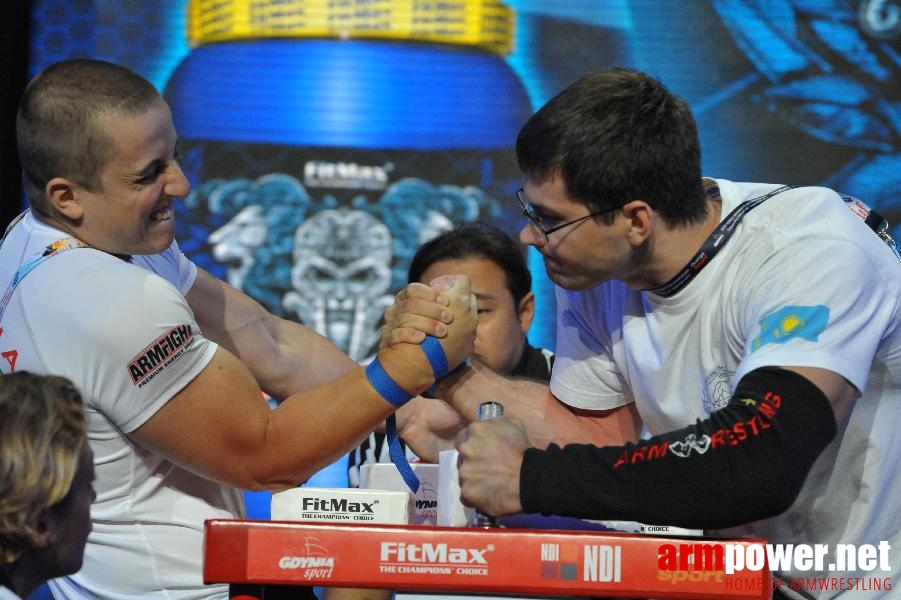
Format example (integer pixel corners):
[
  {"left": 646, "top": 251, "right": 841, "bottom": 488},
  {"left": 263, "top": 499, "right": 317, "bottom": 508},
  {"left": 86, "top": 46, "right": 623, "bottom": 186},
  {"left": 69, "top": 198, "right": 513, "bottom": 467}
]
[
  {"left": 28, "top": 507, "right": 57, "bottom": 549},
  {"left": 623, "top": 200, "right": 652, "bottom": 246},
  {"left": 518, "top": 291, "right": 536, "bottom": 334},
  {"left": 45, "top": 177, "right": 85, "bottom": 221}
]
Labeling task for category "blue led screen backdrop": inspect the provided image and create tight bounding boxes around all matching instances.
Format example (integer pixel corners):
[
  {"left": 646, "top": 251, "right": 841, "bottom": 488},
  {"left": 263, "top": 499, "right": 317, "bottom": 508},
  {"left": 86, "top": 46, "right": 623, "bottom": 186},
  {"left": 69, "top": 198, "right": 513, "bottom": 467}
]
[{"left": 26, "top": 0, "right": 900, "bottom": 366}]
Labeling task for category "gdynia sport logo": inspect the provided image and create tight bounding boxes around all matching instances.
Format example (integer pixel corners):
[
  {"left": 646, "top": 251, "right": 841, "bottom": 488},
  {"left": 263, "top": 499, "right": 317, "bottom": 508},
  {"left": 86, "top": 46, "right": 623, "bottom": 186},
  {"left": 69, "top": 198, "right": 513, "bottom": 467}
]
[{"left": 658, "top": 541, "right": 893, "bottom": 592}]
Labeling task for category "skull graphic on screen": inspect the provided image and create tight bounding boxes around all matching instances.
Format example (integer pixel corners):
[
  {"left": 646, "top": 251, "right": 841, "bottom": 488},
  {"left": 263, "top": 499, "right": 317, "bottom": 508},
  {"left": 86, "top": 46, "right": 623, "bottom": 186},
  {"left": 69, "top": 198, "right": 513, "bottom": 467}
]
[{"left": 284, "top": 208, "right": 395, "bottom": 361}]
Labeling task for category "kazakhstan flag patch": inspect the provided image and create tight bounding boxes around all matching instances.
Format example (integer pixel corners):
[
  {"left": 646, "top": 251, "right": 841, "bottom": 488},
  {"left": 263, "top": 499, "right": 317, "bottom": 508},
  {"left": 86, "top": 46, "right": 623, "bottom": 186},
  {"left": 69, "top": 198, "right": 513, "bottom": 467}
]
[{"left": 752, "top": 305, "right": 830, "bottom": 351}]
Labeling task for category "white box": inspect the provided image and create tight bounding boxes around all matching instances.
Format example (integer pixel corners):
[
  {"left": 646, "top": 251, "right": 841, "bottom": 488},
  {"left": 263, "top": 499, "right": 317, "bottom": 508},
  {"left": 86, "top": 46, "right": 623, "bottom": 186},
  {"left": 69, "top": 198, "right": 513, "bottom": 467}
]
[
  {"left": 359, "top": 462, "right": 440, "bottom": 525},
  {"left": 437, "top": 449, "right": 474, "bottom": 527},
  {"left": 270, "top": 486, "right": 409, "bottom": 524}
]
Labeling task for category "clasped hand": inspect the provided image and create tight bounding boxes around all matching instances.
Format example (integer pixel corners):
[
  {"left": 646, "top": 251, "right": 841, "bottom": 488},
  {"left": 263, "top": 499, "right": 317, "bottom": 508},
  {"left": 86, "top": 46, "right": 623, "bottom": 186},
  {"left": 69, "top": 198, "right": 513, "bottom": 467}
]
[
  {"left": 377, "top": 276, "right": 477, "bottom": 398},
  {"left": 456, "top": 415, "right": 530, "bottom": 517}
]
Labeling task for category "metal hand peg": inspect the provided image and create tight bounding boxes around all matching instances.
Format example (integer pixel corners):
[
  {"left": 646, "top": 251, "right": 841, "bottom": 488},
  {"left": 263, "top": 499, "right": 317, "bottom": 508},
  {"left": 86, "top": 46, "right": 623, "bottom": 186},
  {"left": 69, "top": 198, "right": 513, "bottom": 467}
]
[{"left": 470, "top": 401, "right": 504, "bottom": 528}]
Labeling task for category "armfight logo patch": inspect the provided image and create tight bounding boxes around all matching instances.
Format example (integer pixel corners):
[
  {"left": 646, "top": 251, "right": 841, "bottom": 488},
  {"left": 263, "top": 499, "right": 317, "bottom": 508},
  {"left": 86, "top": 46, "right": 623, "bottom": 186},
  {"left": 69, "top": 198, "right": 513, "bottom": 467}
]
[{"left": 128, "top": 324, "right": 195, "bottom": 388}]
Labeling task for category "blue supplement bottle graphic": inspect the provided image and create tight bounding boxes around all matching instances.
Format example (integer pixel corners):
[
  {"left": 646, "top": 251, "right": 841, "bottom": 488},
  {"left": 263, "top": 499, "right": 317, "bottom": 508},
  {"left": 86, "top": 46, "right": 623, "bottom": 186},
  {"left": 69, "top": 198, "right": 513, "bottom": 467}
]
[{"left": 165, "top": 0, "right": 532, "bottom": 362}]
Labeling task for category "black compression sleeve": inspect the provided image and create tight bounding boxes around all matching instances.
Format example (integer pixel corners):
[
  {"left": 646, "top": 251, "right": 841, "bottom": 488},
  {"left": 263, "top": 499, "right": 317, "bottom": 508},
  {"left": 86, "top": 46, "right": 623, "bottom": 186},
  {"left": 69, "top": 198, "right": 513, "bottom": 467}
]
[{"left": 520, "top": 367, "right": 838, "bottom": 529}]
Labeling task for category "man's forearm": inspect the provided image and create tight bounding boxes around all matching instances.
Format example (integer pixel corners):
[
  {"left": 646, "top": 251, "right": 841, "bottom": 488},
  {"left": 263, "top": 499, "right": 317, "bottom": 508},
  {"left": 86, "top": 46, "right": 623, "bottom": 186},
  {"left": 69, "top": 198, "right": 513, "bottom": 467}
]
[
  {"left": 204, "top": 311, "right": 357, "bottom": 401},
  {"left": 520, "top": 367, "right": 838, "bottom": 528},
  {"left": 437, "top": 364, "right": 640, "bottom": 448},
  {"left": 253, "top": 315, "right": 358, "bottom": 400},
  {"left": 187, "top": 269, "right": 358, "bottom": 400}
]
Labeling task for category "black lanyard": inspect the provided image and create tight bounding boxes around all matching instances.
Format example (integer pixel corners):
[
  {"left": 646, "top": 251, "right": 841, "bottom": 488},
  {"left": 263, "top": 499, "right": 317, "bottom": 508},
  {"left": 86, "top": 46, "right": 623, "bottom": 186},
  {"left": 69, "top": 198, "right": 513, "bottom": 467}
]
[{"left": 647, "top": 185, "right": 791, "bottom": 297}]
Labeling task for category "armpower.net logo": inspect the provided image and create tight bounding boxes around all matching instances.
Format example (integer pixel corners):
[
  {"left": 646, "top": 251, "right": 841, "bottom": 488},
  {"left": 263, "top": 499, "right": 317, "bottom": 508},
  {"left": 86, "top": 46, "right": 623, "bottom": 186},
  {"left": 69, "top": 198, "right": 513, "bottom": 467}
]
[{"left": 657, "top": 542, "right": 894, "bottom": 593}]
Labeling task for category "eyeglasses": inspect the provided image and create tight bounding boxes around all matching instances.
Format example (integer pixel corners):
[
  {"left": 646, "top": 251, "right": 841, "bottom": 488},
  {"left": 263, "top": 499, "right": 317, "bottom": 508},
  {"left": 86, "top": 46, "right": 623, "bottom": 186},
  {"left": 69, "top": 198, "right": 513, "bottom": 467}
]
[{"left": 516, "top": 189, "right": 622, "bottom": 242}]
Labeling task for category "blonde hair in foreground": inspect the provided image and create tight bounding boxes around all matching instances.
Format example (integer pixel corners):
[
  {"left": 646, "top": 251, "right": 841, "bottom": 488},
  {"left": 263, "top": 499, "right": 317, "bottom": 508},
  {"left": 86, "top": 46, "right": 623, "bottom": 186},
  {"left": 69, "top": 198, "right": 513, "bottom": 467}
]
[{"left": 0, "top": 371, "right": 86, "bottom": 565}]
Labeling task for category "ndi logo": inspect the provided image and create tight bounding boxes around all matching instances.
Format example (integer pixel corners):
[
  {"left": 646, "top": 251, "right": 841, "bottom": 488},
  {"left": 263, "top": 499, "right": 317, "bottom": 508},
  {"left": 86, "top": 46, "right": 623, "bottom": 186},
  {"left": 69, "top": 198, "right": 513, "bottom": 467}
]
[
  {"left": 539, "top": 543, "right": 621, "bottom": 582},
  {"left": 584, "top": 545, "right": 622, "bottom": 583},
  {"left": 304, "top": 160, "right": 392, "bottom": 190}
]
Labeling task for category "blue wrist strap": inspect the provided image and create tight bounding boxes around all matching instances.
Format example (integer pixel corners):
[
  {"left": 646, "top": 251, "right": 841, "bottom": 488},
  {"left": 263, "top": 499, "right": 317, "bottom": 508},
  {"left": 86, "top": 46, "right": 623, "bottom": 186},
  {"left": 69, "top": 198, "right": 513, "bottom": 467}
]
[
  {"left": 365, "top": 357, "right": 419, "bottom": 492},
  {"left": 386, "top": 413, "right": 419, "bottom": 493},
  {"left": 365, "top": 358, "right": 413, "bottom": 407},
  {"left": 422, "top": 335, "right": 473, "bottom": 397},
  {"left": 367, "top": 338, "right": 449, "bottom": 494},
  {"left": 367, "top": 338, "right": 453, "bottom": 494},
  {"left": 423, "top": 359, "right": 469, "bottom": 397},
  {"left": 420, "top": 335, "right": 449, "bottom": 378}
]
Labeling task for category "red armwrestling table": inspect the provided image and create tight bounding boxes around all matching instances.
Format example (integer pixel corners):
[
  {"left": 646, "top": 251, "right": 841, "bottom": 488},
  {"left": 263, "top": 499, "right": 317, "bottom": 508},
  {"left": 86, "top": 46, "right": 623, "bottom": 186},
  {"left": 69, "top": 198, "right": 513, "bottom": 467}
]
[{"left": 203, "top": 519, "right": 772, "bottom": 599}]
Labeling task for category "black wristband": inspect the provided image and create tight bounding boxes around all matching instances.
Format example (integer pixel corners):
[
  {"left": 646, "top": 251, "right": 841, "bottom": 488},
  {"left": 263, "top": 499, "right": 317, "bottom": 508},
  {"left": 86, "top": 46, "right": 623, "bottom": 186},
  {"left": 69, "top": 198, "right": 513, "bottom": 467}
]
[{"left": 520, "top": 367, "right": 837, "bottom": 529}]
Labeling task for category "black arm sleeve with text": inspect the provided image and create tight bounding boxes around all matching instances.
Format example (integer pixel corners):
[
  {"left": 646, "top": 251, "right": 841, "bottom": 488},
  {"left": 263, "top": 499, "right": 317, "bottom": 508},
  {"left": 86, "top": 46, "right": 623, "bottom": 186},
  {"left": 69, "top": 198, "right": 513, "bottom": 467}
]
[{"left": 520, "top": 367, "right": 837, "bottom": 529}]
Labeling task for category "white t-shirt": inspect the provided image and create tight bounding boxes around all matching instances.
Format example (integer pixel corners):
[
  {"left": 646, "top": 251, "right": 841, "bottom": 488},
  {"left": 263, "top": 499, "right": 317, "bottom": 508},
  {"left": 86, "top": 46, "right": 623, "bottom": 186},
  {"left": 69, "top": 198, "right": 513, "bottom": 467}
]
[
  {"left": 0, "top": 586, "right": 23, "bottom": 600},
  {"left": 0, "top": 212, "right": 241, "bottom": 599},
  {"left": 551, "top": 180, "right": 901, "bottom": 597}
]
